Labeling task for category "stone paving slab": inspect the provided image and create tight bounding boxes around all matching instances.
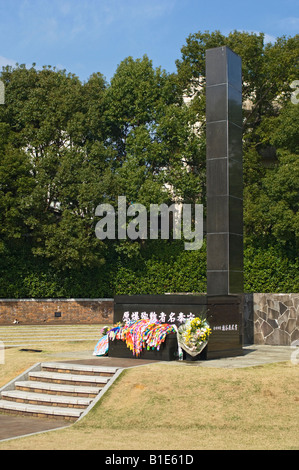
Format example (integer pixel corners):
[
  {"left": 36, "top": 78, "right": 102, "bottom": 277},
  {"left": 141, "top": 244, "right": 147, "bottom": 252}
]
[
  {"left": 0, "top": 414, "right": 68, "bottom": 441},
  {"left": 59, "top": 345, "right": 297, "bottom": 369},
  {"left": 194, "top": 345, "right": 297, "bottom": 368}
]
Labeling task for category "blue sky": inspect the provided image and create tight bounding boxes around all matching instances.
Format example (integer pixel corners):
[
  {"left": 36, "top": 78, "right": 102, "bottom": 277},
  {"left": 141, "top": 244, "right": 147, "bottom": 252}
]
[{"left": 0, "top": 0, "right": 298, "bottom": 83}]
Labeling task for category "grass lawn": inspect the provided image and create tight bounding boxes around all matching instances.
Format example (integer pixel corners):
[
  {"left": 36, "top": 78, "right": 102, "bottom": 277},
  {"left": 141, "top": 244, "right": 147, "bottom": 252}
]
[{"left": 0, "top": 335, "right": 298, "bottom": 450}]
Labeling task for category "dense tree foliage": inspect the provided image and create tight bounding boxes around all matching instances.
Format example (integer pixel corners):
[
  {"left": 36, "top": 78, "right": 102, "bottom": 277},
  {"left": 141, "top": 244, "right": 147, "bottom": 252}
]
[{"left": 0, "top": 31, "right": 298, "bottom": 297}]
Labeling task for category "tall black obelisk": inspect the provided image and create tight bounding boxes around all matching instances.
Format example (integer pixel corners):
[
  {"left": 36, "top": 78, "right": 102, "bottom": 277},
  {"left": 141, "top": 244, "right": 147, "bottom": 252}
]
[{"left": 206, "top": 46, "right": 243, "bottom": 296}]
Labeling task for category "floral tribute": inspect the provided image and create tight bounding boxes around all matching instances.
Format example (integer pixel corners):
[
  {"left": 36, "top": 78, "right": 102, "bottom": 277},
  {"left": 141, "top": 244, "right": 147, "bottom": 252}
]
[
  {"left": 94, "top": 319, "right": 177, "bottom": 357},
  {"left": 94, "top": 317, "right": 212, "bottom": 359},
  {"left": 177, "top": 317, "right": 212, "bottom": 357}
]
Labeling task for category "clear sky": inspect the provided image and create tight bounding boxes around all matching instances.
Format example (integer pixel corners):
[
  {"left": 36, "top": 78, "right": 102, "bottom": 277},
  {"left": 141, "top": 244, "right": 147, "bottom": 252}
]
[{"left": 0, "top": 0, "right": 298, "bottom": 83}]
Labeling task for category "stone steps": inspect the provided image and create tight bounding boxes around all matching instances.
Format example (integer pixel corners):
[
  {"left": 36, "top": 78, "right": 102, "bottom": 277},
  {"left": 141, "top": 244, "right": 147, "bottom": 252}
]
[
  {"left": 0, "top": 362, "right": 120, "bottom": 421},
  {"left": 0, "top": 400, "right": 83, "bottom": 420},
  {"left": 0, "top": 390, "right": 92, "bottom": 408},
  {"left": 41, "top": 362, "right": 118, "bottom": 376},
  {"left": 0, "top": 325, "right": 102, "bottom": 347},
  {"left": 28, "top": 371, "right": 110, "bottom": 387},
  {"left": 15, "top": 380, "right": 101, "bottom": 397}
]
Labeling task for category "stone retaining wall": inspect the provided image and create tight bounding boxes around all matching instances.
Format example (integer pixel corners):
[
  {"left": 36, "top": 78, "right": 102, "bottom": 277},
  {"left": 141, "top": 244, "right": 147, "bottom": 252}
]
[
  {"left": 0, "top": 299, "right": 114, "bottom": 325},
  {"left": 252, "top": 293, "right": 299, "bottom": 346}
]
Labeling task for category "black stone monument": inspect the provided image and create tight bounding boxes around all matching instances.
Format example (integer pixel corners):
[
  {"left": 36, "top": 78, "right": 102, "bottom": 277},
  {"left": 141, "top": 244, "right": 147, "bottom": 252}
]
[
  {"left": 206, "top": 46, "right": 243, "bottom": 295},
  {"left": 205, "top": 46, "right": 243, "bottom": 359},
  {"left": 111, "top": 46, "right": 244, "bottom": 360}
]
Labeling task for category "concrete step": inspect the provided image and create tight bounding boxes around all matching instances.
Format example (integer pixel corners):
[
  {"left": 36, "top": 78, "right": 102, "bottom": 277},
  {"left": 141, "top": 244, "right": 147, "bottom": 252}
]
[
  {"left": 29, "top": 371, "right": 110, "bottom": 386},
  {"left": 41, "top": 362, "right": 118, "bottom": 377},
  {"left": 0, "top": 399, "right": 82, "bottom": 421},
  {"left": 1, "top": 390, "right": 93, "bottom": 408},
  {"left": 15, "top": 380, "right": 101, "bottom": 397},
  {"left": 0, "top": 361, "right": 121, "bottom": 422}
]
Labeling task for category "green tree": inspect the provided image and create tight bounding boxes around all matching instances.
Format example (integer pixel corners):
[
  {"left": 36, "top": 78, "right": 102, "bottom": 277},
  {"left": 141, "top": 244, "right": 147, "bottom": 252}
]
[
  {"left": 245, "top": 101, "right": 299, "bottom": 252},
  {"left": 0, "top": 65, "right": 112, "bottom": 270},
  {"left": 176, "top": 30, "right": 299, "bottom": 133},
  {"left": 0, "top": 123, "right": 35, "bottom": 244},
  {"left": 104, "top": 55, "right": 204, "bottom": 206}
]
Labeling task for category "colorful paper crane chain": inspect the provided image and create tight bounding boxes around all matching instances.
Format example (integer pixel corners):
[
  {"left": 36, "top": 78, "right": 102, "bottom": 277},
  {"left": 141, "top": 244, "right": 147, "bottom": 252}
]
[{"left": 108, "top": 319, "right": 176, "bottom": 356}]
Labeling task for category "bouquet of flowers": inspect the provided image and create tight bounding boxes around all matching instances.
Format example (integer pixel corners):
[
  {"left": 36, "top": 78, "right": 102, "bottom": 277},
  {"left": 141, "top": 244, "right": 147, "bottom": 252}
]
[
  {"left": 100, "top": 325, "right": 110, "bottom": 336},
  {"left": 93, "top": 324, "right": 116, "bottom": 356},
  {"left": 177, "top": 316, "right": 212, "bottom": 357}
]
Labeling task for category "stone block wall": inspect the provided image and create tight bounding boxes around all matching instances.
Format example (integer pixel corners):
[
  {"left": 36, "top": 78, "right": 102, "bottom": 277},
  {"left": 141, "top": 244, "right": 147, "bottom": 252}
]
[
  {"left": 0, "top": 299, "right": 114, "bottom": 325},
  {"left": 253, "top": 294, "right": 299, "bottom": 346}
]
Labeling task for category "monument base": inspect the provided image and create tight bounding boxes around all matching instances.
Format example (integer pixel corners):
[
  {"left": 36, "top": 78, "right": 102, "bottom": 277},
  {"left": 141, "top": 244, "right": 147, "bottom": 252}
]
[
  {"left": 206, "top": 295, "right": 243, "bottom": 359},
  {"left": 111, "top": 294, "right": 243, "bottom": 361}
]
